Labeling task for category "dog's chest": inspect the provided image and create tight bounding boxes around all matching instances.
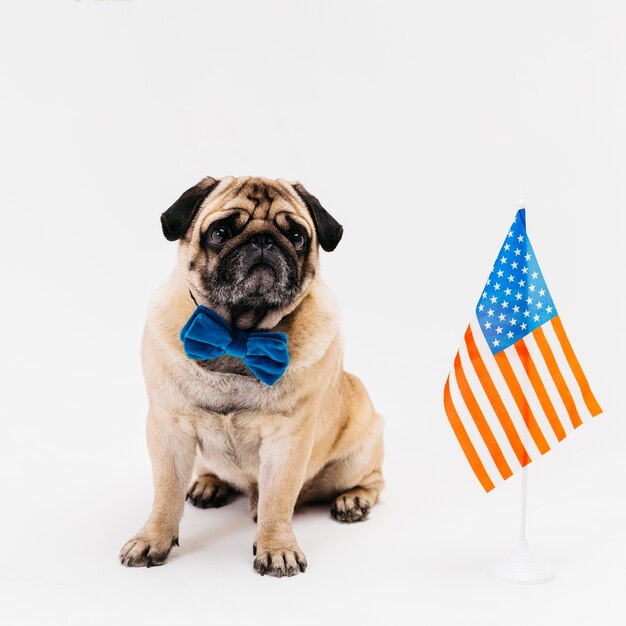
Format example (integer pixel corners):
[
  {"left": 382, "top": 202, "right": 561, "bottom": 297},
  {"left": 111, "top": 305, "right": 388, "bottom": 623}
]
[
  {"left": 182, "top": 358, "right": 275, "bottom": 414},
  {"left": 194, "top": 411, "right": 265, "bottom": 483},
  {"left": 181, "top": 362, "right": 286, "bottom": 479}
]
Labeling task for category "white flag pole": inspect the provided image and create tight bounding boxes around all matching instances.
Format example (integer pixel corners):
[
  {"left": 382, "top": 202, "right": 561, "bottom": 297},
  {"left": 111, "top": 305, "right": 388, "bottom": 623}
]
[
  {"left": 520, "top": 464, "right": 527, "bottom": 542},
  {"left": 489, "top": 197, "right": 555, "bottom": 584}
]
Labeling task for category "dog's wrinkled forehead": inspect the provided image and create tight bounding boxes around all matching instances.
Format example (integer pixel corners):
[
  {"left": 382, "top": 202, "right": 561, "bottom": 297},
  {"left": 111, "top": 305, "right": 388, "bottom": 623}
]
[
  {"left": 161, "top": 175, "right": 343, "bottom": 252},
  {"left": 196, "top": 177, "right": 312, "bottom": 235}
]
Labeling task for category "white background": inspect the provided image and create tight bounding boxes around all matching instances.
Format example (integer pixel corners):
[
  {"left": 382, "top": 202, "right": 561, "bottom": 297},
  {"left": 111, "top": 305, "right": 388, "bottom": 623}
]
[{"left": 1, "top": 1, "right": 625, "bottom": 624}]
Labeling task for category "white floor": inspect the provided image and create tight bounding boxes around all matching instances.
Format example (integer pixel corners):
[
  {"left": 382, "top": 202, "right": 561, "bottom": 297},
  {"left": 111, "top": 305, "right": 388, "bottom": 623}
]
[{"left": 1, "top": 359, "right": 623, "bottom": 626}]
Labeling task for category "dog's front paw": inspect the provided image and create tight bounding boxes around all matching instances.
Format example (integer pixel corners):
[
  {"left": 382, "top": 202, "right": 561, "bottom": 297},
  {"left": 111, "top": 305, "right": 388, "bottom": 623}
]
[
  {"left": 119, "top": 530, "right": 179, "bottom": 568},
  {"left": 252, "top": 534, "right": 307, "bottom": 577}
]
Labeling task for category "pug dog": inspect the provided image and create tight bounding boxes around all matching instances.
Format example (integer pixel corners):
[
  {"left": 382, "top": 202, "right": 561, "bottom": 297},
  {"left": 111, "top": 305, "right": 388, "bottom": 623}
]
[{"left": 119, "top": 176, "right": 384, "bottom": 576}]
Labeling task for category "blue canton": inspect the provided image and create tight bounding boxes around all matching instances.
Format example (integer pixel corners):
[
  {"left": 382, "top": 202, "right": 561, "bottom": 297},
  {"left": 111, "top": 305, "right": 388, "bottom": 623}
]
[{"left": 476, "top": 209, "right": 557, "bottom": 354}]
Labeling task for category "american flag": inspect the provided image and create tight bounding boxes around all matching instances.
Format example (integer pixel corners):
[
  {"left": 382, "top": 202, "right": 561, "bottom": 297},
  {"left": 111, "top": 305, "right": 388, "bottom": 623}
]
[{"left": 444, "top": 209, "right": 601, "bottom": 492}]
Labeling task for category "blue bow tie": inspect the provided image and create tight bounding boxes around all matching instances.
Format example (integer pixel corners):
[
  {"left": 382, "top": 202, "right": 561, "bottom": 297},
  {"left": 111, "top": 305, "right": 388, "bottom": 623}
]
[{"left": 179, "top": 305, "right": 290, "bottom": 386}]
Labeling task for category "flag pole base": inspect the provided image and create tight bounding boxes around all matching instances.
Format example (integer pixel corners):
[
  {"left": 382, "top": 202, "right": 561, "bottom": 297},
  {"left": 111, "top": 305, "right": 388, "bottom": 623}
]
[{"left": 489, "top": 540, "right": 555, "bottom": 584}]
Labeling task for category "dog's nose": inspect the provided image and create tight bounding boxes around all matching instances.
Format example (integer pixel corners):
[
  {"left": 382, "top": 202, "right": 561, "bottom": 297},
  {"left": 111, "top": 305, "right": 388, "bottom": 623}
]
[{"left": 249, "top": 234, "right": 274, "bottom": 249}]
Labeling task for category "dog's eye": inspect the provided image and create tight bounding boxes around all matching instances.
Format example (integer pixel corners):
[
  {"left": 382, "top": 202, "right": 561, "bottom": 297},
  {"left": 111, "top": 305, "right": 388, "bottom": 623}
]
[
  {"left": 209, "top": 227, "right": 229, "bottom": 246},
  {"left": 290, "top": 231, "right": 306, "bottom": 251}
]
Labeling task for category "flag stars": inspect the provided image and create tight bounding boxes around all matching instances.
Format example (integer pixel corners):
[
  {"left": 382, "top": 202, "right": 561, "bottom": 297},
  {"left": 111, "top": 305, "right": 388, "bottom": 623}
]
[{"left": 477, "top": 220, "right": 554, "bottom": 351}]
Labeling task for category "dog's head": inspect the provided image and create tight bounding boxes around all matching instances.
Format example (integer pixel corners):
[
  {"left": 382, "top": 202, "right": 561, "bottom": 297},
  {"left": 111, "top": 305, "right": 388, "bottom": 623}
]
[{"left": 161, "top": 176, "right": 343, "bottom": 330}]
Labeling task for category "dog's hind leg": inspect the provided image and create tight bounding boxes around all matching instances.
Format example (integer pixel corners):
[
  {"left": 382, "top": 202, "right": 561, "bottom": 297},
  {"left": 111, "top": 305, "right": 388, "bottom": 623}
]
[
  {"left": 186, "top": 473, "right": 238, "bottom": 509},
  {"left": 330, "top": 467, "right": 384, "bottom": 523},
  {"left": 247, "top": 483, "right": 258, "bottom": 522}
]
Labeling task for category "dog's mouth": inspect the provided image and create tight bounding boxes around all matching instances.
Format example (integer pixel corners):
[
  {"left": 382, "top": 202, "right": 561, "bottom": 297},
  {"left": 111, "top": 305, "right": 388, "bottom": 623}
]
[
  {"left": 248, "top": 259, "right": 276, "bottom": 273},
  {"left": 243, "top": 262, "right": 277, "bottom": 293}
]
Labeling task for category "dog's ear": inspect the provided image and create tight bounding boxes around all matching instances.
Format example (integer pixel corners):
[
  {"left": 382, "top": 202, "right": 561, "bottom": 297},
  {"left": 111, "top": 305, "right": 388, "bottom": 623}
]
[
  {"left": 292, "top": 183, "right": 343, "bottom": 252},
  {"left": 160, "top": 177, "right": 220, "bottom": 241}
]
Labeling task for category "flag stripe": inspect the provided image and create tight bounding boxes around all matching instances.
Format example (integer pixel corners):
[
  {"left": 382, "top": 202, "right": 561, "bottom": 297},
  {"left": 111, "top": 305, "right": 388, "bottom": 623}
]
[
  {"left": 514, "top": 339, "right": 567, "bottom": 441},
  {"left": 458, "top": 340, "right": 522, "bottom": 472},
  {"left": 505, "top": 345, "right": 561, "bottom": 450},
  {"left": 532, "top": 325, "right": 582, "bottom": 428},
  {"left": 542, "top": 321, "right": 592, "bottom": 420},
  {"left": 469, "top": 317, "right": 543, "bottom": 460},
  {"left": 464, "top": 326, "right": 531, "bottom": 467},
  {"left": 448, "top": 370, "right": 504, "bottom": 485},
  {"left": 443, "top": 376, "right": 495, "bottom": 492},
  {"left": 453, "top": 353, "right": 513, "bottom": 479},
  {"left": 493, "top": 351, "right": 551, "bottom": 454},
  {"left": 523, "top": 332, "right": 578, "bottom": 436},
  {"left": 550, "top": 317, "right": 602, "bottom": 417}
]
